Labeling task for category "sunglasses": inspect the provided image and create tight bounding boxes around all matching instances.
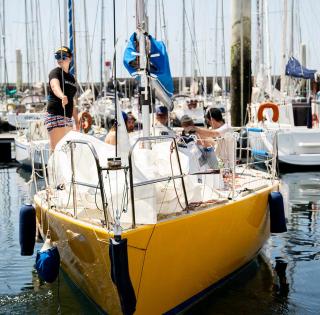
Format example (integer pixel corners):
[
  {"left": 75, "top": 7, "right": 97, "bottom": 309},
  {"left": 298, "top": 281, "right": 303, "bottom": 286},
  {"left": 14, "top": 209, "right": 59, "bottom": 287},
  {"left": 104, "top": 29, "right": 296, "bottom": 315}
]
[{"left": 54, "top": 53, "right": 70, "bottom": 60}]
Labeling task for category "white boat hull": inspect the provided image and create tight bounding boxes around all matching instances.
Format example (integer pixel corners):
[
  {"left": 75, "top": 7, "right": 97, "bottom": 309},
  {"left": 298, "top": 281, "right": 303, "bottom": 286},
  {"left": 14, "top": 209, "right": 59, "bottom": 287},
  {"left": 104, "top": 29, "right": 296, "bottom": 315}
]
[
  {"left": 248, "top": 127, "right": 320, "bottom": 167},
  {"left": 15, "top": 138, "right": 49, "bottom": 167},
  {"left": 277, "top": 128, "right": 320, "bottom": 165},
  {"left": 7, "top": 112, "right": 45, "bottom": 129}
]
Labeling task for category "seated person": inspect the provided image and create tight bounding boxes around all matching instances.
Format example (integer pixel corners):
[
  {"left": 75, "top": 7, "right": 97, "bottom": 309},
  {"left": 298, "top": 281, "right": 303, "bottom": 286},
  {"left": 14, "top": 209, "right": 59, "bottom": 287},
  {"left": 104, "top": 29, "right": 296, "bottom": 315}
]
[
  {"left": 126, "top": 112, "right": 137, "bottom": 133},
  {"left": 180, "top": 115, "right": 219, "bottom": 169},
  {"left": 152, "top": 105, "right": 175, "bottom": 137},
  {"left": 105, "top": 112, "right": 128, "bottom": 145}
]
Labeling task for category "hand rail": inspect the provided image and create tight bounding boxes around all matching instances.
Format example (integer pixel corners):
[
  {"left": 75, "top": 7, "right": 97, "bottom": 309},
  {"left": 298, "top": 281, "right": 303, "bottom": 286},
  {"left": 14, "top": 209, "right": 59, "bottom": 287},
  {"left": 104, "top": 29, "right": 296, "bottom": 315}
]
[{"left": 128, "top": 135, "right": 189, "bottom": 228}]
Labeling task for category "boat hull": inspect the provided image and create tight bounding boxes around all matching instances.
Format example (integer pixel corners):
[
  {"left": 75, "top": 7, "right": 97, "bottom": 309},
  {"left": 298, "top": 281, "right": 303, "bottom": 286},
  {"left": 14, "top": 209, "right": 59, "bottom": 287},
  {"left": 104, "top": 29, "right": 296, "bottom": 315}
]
[
  {"left": 34, "top": 184, "right": 274, "bottom": 314},
  {"left": 15, "top": 138, "right": 49, "bottom": 168},
  {"left": 277, "top": 128, "right": 320, "bottom": 166},
  {"left": 248, "top": 127, "right": 320, "bottom": 167},
  {"left": 7, "top": 112, "right": 45, "bottom": 129}
]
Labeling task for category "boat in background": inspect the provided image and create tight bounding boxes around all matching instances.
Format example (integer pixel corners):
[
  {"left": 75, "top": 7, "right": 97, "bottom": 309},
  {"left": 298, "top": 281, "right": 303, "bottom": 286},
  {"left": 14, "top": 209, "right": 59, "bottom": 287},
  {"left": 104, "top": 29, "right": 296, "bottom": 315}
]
[
  {"left": 7, "top": 95, "right": 46, "bottom": 129},
  {"left": 15, "top": 120, "right": 49, "bottom": 168},
  {"left": 172, "top": 94, "right": 205, "bottom": 126},
  {"left": 248, "top": 97, "right": 320, "bottom": 168},
  {"left": 248, "top": 1, "right": 320, "bottom": 169}
]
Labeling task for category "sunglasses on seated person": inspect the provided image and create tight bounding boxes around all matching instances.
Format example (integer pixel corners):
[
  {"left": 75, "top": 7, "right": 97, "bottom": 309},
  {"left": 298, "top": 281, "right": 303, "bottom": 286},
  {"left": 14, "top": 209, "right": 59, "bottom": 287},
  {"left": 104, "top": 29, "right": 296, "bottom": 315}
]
[{"left": 54, "top": 52, "right": 70, "bottom": 60}]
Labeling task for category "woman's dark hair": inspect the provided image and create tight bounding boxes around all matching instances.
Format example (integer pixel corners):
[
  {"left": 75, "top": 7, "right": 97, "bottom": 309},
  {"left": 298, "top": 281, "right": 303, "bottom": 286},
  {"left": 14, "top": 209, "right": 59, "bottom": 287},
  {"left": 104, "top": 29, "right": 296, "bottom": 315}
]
[{"left": 206, "top": 107, "right": 224, "bottom": 123}]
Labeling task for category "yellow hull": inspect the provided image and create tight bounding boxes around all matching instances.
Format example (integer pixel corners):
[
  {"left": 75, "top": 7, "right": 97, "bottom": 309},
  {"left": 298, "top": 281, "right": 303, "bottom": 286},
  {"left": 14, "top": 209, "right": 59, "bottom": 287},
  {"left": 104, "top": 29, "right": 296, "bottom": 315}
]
[{"left": 35, "top": 184, "right": 274, "bottom": 314}]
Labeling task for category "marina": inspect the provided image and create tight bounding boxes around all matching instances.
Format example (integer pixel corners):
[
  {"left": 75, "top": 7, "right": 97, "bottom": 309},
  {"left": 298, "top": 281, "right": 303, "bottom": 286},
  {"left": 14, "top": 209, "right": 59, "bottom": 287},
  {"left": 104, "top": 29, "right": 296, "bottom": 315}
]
[{"left": 0, "top": 0, "right": 320, "bottom": 314}]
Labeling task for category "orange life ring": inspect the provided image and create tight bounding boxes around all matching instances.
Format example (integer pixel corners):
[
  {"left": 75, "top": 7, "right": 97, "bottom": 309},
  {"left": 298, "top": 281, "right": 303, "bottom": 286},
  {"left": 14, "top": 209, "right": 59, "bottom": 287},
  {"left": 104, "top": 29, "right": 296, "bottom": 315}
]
[
  {"left": 257, "top": 102, "right": 279, "bottom": 122},
  {"left": 78, "top": 111, "right": 93, "bottom": 133}
]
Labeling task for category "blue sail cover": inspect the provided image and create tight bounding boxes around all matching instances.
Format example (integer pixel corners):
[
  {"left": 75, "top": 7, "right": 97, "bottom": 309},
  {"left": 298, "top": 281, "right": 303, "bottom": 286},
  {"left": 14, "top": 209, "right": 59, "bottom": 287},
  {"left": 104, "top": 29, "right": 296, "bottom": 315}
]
[
  {"left": 123, "top": 33, "right": 174, "bottom": 97},
  {"left": 285, "top": 57, "right": 316, "bottom": 80}
]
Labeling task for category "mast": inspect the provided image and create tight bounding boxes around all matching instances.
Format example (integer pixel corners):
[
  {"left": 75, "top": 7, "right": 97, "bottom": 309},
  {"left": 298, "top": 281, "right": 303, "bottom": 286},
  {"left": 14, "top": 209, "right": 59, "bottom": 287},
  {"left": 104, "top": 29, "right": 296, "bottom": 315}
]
[
  {"left": 64, "top": 0, "right": 68, "bottom": 45},
  {"left": 190, "top": 0, "right": 195, "bottom": 92},
  {"left": 287, "top": 0, "right": 294, "bottom": 97},
  {"left": 220, "top": 0, "right": 226, "bottom": 97},
  {"left": 213, "top": 0, "right": 218, "bottom": 96},
  {"left": 154, "top": 0, "right": 158, "bottom": 39},
  {"left": 25, "top": 0, "right": 30, "bottom": 90},
  {"left": 1, "top": 0, "right": 8, "bottom": 91},
  {"left": 136, "top": 0, "right": 150, "bottom": 138},
  {"left": 100, "top": 0, "right": 105, "bottom": 94},
  {"left": 280, "top": 0, "right": 288, "bottom": 93},
  {"left": 30, "top": 0, "right": 36, "bottom": 90},
  {"left": 113, "top": 0, "right": 118, "bottom": 155},
  {"left": 0, "top": 5, "right": 2, "bottom": 87},
  {"left": 36, "top": 0, "right": 47, "bottom": 97},
  {"left": 259, "top": 0, "right": 264, "bottom": 74},
  {"left": 203, "top": 45, "right": 207, "bottom": 98},
  {"left": 290, "top": 0, "right": 294, "bottom": 57},
  {"left": 34, "top": 0, "right": 41, "bottom": 83},
  {"left": 254, "top": 0, "right": 261, "bottom": 82},
  {"left": 160, "top": 0, "right": 168, "bottom": 49},
  {"left": 68, "top": 0, "right": 76, "bottom": 77},
  {"left": 181, "top": 0, "right": 186, "bottom": 93},
  {"left": 264, "top": 0, "right": 272, "bottom": 97},
  {"left": 83, "top": 0, "right": 90, "bottom": 89}
]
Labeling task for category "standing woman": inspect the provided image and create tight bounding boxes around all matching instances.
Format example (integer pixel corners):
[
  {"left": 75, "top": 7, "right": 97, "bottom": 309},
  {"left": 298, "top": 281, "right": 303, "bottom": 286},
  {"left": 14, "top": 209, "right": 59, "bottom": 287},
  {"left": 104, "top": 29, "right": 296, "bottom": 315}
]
[{"left": 45, "top": 46, "right": 79, "bottom": 150}]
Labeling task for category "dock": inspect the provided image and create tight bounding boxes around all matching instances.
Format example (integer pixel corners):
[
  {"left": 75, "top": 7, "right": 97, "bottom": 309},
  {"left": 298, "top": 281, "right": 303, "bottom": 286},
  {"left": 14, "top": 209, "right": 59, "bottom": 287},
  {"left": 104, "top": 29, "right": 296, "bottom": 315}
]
[{"left": 0, "top": 132, "right": 18, "bottom": 166}]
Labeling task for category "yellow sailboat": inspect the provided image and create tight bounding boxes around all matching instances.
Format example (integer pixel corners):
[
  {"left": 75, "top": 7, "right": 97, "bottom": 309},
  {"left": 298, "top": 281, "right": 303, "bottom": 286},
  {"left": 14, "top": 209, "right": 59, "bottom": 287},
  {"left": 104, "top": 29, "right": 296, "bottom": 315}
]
[
  {"left": 27, "top": 1, "right": 287, "bottom": 313},
  {"left": 34, "top": 186, "right": 275, "bottom": 314},
  {"left": 32, "top": 128, "right": 282, "bottom": 314}
]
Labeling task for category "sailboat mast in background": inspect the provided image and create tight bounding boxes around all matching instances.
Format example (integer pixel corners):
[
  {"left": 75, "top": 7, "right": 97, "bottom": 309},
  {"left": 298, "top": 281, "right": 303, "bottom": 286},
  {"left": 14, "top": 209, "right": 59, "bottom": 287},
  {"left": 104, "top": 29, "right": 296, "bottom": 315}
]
[
  {"left": 136, "top": 0, "right": 151, "bottom": 138},
  {"left": 280, "top": 0, "right": 288, "bottom": 94},
  {"left": 0, "top": 0, "right": 8, "bottom": 92},
  {"left": 100, "top": 0, "right": 105, "bottom": 94},
  {"left": 181, "top": 0, "right": 186, "bottom": 93},
  {"left": 68, "top": 0, "right": 76, "bottom": 77}
]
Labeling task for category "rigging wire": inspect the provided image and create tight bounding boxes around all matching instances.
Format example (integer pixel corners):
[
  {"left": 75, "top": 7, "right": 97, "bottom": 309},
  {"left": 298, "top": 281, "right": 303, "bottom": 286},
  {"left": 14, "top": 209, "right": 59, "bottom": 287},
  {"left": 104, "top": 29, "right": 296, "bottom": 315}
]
[{"left": 183, "top": 3, "right": 202, "bottom": 79}]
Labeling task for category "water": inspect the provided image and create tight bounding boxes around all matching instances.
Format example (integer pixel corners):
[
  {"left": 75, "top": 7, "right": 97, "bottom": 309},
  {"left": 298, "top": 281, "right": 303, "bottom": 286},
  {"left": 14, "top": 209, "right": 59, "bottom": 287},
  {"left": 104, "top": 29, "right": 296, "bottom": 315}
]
[
  {"left": 0, "top": 168, "right": 99, "bottom": 314},
  {"left": 0, "top": 168, "right": 319, "bottom": 314}
]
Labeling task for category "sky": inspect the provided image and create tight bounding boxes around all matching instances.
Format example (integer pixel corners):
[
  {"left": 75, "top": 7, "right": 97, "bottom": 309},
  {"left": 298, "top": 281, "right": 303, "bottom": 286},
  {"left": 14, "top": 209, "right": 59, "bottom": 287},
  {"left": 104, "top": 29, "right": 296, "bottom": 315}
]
[{"left": 2, "top": 0, "right": 320, "bottom": 85}]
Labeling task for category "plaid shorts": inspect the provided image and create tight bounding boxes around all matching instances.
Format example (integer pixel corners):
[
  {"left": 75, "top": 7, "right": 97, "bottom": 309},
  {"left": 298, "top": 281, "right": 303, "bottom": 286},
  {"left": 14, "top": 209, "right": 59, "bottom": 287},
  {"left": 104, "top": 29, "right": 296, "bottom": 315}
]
[{"left": 44, "top": 113, "right": 73, "bottom": 132}]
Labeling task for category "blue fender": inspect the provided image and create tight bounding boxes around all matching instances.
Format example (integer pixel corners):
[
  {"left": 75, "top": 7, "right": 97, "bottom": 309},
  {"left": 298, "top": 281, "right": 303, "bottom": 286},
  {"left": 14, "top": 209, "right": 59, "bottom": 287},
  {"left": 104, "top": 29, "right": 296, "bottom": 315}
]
[
  {"left": 269, "top": 192, "right": 287, "bottom": 233},
  {"left": 35, "top": 246, "right": 60, "bottom": 283},
  {"left": 109, "top": 237, "right": 136, "bottom": 315},
  {"left": 19, "top": 204, "right": 36, "bottom": 256}
]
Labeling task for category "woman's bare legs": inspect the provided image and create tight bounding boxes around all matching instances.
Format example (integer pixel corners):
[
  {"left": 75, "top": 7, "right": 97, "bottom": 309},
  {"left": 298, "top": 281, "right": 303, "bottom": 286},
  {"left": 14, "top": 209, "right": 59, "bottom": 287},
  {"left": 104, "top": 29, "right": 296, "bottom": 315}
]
[{"left": 48, "top": 126, "right": 72, "bottom": 151}]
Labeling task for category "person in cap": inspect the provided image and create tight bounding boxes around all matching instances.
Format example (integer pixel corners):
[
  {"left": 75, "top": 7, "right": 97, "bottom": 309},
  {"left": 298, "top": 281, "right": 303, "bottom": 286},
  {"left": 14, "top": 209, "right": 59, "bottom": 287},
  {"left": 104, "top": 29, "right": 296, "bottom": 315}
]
[
  {"left": 180, "top": 114, "right": 218, "bottom": 169},
  {"left": 153, "top": 105, "right": 175, "bottom": 137},
  {"left": 44, "top": 46, "right": 79, "bottom": 150},
  {"left": 183, "top": 108, "right": 233, "bottom": 168}
]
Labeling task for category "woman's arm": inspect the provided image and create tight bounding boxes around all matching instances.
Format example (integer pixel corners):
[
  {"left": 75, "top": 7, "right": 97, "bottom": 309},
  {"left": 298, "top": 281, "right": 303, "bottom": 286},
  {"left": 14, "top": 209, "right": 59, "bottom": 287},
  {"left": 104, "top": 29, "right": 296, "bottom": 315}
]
[{"left": 50, "top": 78, "right": 68, "bottom": 106}]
